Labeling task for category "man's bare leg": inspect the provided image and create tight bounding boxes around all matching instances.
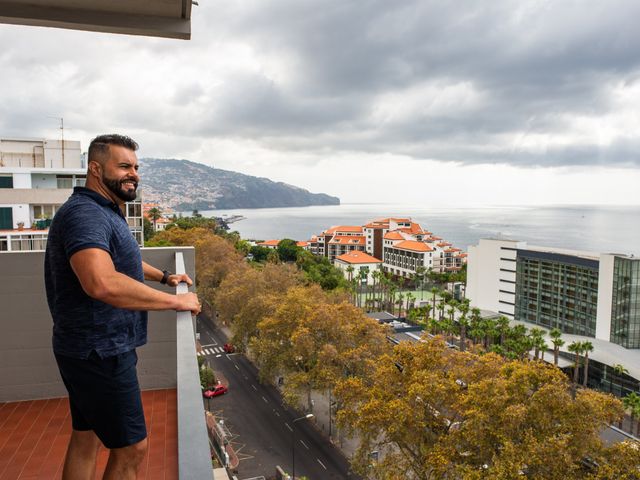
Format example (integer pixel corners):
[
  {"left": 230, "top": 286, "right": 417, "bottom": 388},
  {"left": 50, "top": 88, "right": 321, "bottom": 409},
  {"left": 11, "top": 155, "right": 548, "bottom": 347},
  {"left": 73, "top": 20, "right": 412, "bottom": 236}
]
[
  {"left": 102, "top": 437, "right": 148, "bottom": 480},
  {"left": 62, "top": 429, "right": 101, "bottom": 480}
]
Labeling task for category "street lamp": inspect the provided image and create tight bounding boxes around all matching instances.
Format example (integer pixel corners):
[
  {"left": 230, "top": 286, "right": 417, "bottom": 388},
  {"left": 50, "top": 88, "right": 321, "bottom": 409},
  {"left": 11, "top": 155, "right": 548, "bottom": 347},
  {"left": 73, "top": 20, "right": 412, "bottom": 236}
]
[{"left": 291, "top": 413, "right": 314, "bottom": 480}]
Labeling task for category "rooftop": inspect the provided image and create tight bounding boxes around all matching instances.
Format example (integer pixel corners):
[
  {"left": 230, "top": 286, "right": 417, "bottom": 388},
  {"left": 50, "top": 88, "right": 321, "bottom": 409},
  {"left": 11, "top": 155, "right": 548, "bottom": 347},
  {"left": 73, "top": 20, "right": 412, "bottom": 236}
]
[
  {"left": 394, "top": 240, "right": 434, "bottom": 252},
  {"left": 0, "top": 389, "right": 178, "bottom": 479},
  {"left": 335, "top": 250, "right": 382, "bottom": 264}
]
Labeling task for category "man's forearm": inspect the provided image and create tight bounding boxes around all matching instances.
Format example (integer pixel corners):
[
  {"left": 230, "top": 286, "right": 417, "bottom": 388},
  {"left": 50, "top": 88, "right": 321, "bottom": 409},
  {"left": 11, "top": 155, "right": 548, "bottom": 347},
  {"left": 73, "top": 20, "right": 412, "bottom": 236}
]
[
  {"left": 142, "top": 261, "right": 164, "bottom": 282},
  {"left": 95, "top": 270, "right": 180, "bottom": 311}
]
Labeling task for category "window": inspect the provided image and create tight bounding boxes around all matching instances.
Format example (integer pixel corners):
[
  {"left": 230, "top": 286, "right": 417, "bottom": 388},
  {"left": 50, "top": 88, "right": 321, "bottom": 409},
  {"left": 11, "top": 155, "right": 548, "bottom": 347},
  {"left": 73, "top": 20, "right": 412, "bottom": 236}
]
[
  {"left": 0, "top": 176, "right": 13, "bottom": 188},
  {"left": 56, "top": 175, "right": 73, "bottom": 189},
  {"left": 33, "top": 205, "right": 58, "bottom": 219}
]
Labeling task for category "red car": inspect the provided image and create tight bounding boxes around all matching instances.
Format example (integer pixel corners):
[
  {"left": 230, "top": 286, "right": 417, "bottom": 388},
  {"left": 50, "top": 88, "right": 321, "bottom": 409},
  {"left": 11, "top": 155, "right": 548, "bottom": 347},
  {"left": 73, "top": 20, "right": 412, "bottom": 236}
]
[
  {"left": 223, "top": 343, "right": 235, "bottom": 353},
  {"left": 203, "top": 385, "right": 228, "bottom": 398}
]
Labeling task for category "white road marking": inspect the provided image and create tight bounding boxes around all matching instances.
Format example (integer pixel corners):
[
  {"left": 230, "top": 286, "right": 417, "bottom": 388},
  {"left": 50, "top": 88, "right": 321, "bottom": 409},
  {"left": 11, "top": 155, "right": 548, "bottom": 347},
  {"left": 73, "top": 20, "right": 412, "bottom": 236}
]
[
  {"left": 275, "top": 411, "right": 280, "bottom": 417},
  {"left": 317, "top": 459, "right": 327, "bottom": 469},
  {"left": 216, "top": 354, "right": 222, "bottom": 358},
  {"left": 200, "top": 343, "right": 218, "bottom": 348},
  {"left": 262, "top": 396, "right": 268, "bottom": 403},
  {"left": 300, "top": 440, "right": 309, "bottom": 450},
  {"left": 234, "top": 364, "right": 240, "bottom": 370},
  {"left": 285, "top": 423, "right": 293, "bottom": 432},
  {"left": 251, "top": 385, "right": 257, "bottom": 391}
]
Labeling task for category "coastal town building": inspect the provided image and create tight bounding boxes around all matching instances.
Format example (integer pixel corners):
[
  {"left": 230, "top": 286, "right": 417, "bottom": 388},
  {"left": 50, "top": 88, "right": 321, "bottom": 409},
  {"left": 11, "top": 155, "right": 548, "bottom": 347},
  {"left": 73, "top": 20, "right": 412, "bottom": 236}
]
[
  {"left": 467, "top": 238, "right": 640, "bottom": 396},
  {"left": 257, "top": 239, "right": 311, "bottom": 251},
  {"left": 312, "top": 217, "right": 466, "bottom": 279},
  {"left": 334, "top": 250, "right": 383, "bottom": 284},
  {"left": 0, "top": 137, "right": 143, "bottom": 250}
]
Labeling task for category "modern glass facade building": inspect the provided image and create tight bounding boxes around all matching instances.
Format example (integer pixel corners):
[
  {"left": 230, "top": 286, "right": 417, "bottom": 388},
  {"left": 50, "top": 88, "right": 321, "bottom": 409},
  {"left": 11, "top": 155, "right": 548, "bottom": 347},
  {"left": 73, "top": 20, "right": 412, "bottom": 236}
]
[
  {"left": 515, "top": 250, "right": 599, "bottom": 337},
  {"left": 467, "top": 238, "right": 640, "bottom": 398},
  {"left": 610, "top": 256, "right": 640, "bottom": 348}
]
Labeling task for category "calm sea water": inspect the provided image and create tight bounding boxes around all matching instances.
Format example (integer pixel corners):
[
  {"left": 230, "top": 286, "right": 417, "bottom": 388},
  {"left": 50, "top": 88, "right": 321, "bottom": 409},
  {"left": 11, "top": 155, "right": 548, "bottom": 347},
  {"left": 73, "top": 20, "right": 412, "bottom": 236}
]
[{"left": 197, "top": 204, "right": 640, "bottom": 255}]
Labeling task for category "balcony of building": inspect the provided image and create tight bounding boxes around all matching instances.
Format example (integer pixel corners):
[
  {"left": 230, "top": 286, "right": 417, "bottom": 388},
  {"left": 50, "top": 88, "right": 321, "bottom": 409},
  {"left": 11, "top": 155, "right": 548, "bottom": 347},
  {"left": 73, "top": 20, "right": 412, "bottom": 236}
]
[{"left": 0, "top": 247, "right": 225, "bottom": 479}]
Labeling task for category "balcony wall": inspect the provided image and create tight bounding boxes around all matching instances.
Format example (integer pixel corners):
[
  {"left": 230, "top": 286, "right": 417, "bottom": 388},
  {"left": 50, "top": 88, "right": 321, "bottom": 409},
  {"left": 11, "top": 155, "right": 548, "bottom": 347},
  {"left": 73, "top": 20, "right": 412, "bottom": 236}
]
[{"left": 0, "top": 246, "right": 195, "bottom": 402}]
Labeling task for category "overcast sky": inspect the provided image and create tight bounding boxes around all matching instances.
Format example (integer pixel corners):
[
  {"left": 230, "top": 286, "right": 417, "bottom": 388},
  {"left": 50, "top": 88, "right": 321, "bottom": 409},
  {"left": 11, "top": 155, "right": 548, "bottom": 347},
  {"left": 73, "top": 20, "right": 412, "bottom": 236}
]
[{"left": 1, "top": 0, "right": 640, "bottom": 206}]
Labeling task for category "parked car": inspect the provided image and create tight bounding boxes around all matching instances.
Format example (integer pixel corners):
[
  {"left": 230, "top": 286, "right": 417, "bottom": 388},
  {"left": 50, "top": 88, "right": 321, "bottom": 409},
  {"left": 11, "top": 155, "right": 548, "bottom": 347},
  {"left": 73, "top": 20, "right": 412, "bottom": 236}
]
[
  {"left": 223, "top": 343, "right": 235, "bottom": 353},
  {"left": 203, "top": 384, "right": 228, "bottom": 398}
]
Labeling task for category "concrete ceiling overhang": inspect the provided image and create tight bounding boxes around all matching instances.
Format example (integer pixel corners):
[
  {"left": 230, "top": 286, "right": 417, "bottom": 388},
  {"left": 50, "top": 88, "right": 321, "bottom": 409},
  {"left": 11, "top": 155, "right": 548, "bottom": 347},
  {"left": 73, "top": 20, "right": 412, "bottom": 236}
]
[{"left": 0, "top": 0, "right": 192, "bottom": 39}]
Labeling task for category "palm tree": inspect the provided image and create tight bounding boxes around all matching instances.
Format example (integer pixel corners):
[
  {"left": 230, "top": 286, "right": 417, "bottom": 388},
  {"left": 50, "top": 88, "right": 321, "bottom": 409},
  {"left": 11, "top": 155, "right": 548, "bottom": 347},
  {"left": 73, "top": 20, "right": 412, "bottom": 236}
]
[
  {"left": 430, "top": 287, "right": 440, "bottom": 320},
  {"left": 611, "top": 363, "right": 629, "bottom": 394},
  {"left": 496, "top": 316, "right": 511, "bottom": 346},
  {"left": 147, "top": 207, "right": 162, "bottom": 230},
  {"left": 623, "top": 392, "right": 640, "bottom": 435},
  {"left": 414, "top": 266, "right": 426, "bottom": 300},
  {"left": 567, "top": 341, "right": 583, "bottom": 390},
  {"left": 581, "top": 341, "right": 594, "bottom": 387},
  {"left": 549, "top": 328, "right": 565, "bottom": 367},
  {"left": 529, "top": 327, "right": 547, "bottom": 360},
  {"left": 457, "top": 302, "right": 470, "bottom": 352},
  {"left": 396, "top": 292, "right": 405, "bottom": 317},
  {"left": 469, "top": 307, "right": 482, "bottom": 345},
  {"left": 405, "top": 293, "right": 415, "bottom": 315}
]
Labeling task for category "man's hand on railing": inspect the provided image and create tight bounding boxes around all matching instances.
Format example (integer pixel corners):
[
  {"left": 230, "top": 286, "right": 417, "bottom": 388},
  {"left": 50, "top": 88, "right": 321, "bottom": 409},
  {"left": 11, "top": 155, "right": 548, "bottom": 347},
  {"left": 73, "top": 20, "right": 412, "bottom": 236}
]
[
  {"left": 167, "top": 273, "right": 193, "bottom": 287},
  {"left": 176, "top": 292, "right": 201, "bottom": 315}
]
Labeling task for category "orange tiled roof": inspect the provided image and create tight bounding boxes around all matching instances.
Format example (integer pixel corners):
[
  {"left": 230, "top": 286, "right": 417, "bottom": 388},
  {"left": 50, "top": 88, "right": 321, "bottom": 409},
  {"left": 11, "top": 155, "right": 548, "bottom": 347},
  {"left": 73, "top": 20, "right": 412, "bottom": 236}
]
[
  {"left": 258, "top": 239, "right": 280, "bottom": 246},
  {"left": 397, "top": 222, "right": 425, "bottom": 235},
  {"left": 384, "top": 231, "right": 404, "bottom": 240},
  {"left": 335, "top": 251, "right": 383, "bottom": 264},
  {"left": 328, "top": 235, "right": 365, "bottom": 245},
  {"left": 459, "top": 253, "right": 468, "bottom": 257},
  {"left": 297, "top": 241, "right": 309, "bottom": 247},
  {"left": 437, "top": 242, "right": 452, "bottom": 247},
  {"left": 389, "top": 217, "right": 412, "bottom": 223},
  {"left": 394, "top": 240, "right": 433, "bottom": 252},
  {"left": 364, "top": 218, "right": 390, "bottom": 228},
  {"left": 331, "top": 225, "right": 363, "bottom": 234}
]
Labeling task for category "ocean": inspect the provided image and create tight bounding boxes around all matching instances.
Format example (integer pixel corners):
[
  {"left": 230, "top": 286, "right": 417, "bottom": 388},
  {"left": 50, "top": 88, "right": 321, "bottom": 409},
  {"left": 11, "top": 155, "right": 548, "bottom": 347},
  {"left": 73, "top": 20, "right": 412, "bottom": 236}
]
[{"left": 197, "top": 204, "right": 640, "bottom": 255}]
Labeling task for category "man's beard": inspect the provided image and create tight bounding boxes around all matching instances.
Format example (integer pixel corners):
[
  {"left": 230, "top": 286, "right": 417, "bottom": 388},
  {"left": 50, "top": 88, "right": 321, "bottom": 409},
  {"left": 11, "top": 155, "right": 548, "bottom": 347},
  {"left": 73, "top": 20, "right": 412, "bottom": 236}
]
[{"left": 103, "top": 175, "right": 138, "bottom": 202}]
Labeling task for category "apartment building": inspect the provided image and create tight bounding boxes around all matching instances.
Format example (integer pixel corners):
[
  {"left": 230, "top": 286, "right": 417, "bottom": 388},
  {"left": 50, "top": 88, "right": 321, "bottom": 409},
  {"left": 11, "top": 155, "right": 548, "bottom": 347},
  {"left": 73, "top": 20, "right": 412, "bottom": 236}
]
[
  {"left": 313, "top": 225, "right": 367, "bottom": 261},
  {"left": 0, "top": 137, "right": 143, "bottom": 250},
  {"left": 314, "top": 217, "right": 466, "bottom": 278},
  {"left": 334, "top": 250, "right": 383, "bottom": 284},
  {"left": 467, "top": 238, "right": 640, "bottom": 395}
]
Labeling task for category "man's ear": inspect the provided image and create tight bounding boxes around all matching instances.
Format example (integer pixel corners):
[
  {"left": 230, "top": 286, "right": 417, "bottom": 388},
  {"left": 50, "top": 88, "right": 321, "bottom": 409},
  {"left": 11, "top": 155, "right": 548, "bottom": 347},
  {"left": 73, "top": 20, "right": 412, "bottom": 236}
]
[{"left": 88, "top": 160, "right": 102, "bottom": 178}]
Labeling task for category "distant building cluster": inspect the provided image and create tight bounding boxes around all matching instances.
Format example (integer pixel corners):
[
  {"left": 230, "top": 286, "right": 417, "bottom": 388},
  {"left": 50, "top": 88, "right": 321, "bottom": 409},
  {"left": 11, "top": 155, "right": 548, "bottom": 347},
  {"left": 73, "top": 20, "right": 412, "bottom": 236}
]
[{"left": 260, "top": 217, "right": 467, "bottom": 282}]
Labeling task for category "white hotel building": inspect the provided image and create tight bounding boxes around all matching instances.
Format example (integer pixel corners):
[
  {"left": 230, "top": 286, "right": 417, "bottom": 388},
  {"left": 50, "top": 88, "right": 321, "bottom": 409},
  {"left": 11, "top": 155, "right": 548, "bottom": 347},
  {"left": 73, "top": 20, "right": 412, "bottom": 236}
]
[{"left": 310, "top": 217, "right": 466, "bottom": 279}]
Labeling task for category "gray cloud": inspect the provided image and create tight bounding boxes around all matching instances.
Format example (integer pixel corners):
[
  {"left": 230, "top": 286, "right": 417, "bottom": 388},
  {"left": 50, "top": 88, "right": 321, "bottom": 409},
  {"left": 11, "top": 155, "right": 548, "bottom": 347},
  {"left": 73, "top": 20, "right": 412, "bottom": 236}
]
[{"left": 1, "top": 1, "right": 640, "bottom": 167}]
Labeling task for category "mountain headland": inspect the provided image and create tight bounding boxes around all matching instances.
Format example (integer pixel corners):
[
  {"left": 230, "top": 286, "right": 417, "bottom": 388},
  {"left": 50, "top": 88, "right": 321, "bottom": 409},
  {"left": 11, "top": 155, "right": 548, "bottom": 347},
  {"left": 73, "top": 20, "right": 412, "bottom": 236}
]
[{"left": 139, "top": 158, "right": 340, "bottom": 211}]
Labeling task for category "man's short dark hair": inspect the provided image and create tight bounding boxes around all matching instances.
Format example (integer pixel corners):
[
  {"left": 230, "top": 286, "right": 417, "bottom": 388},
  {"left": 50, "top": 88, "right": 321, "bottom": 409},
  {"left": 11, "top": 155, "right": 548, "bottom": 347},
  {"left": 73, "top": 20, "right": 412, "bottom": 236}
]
[{"left": 88, "top": 134, "right": 139, "bottom": 164}]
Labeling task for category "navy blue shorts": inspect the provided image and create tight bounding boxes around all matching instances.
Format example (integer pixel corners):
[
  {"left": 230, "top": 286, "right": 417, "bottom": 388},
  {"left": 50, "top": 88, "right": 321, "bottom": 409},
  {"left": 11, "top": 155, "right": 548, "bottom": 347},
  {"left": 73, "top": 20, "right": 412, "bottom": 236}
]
[{"left": 55, "top": 349, "right": 147, "bottom": 449}]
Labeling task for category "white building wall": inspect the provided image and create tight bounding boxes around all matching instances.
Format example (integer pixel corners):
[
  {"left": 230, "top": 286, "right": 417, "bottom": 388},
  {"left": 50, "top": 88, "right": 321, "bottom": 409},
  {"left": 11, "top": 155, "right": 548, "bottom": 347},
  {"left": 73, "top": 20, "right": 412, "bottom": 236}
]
[
  {"left": 0, "top": 204, "right": 30, "bottom": 228},
  {"left": 30, "top": 174, "right": 58, "bottom": 189},
  {"left": 596, "top": 254, "right": 615, "bottom": 342},
  {"left": 466, "top": 238, "right": 525, "bottom": 317},
  {"left": 0, "top": 139, "right": 81, "bottom": 169},
  {"left": 12, "top": 173, "right": 31, "bottom": 189},
  {"left": 334, "top": 260, "right": 381, "bottom": 284}
]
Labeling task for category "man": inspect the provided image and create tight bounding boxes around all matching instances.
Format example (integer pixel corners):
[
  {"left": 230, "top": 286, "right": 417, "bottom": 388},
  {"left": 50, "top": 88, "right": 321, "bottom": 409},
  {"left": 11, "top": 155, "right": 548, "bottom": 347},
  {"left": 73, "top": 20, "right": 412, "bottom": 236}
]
[{"left": 45, "top": 134, "right": 201, "bottom": 480}]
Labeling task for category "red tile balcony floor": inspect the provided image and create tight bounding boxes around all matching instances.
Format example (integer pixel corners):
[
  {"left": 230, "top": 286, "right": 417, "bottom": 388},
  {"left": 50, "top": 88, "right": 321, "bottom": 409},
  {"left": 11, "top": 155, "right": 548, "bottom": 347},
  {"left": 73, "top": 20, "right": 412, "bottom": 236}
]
[{"left": 0, "top": 389, "right": 178, "bottom": 480}]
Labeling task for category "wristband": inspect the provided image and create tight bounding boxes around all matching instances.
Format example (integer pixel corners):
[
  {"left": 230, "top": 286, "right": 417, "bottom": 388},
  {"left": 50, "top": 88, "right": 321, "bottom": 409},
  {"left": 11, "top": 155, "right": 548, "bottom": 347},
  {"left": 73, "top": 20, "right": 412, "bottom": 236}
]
[{"left": 160, "top": 270, "right": 172, "bottom": 285}]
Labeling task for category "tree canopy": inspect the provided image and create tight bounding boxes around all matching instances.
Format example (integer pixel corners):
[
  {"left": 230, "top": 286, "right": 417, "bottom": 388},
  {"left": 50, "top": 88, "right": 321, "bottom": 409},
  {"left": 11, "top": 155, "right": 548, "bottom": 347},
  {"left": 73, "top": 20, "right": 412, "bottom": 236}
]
[{"left": 335, "top": 338, "right": 627, "bottom": 480}]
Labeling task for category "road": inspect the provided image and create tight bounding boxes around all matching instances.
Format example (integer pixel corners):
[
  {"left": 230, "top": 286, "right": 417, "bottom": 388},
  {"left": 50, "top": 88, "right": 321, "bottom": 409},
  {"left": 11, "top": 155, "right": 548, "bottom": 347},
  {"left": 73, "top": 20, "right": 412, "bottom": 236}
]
[{"left": 197, "top": 317, "right": 361, "bottom": 480}]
